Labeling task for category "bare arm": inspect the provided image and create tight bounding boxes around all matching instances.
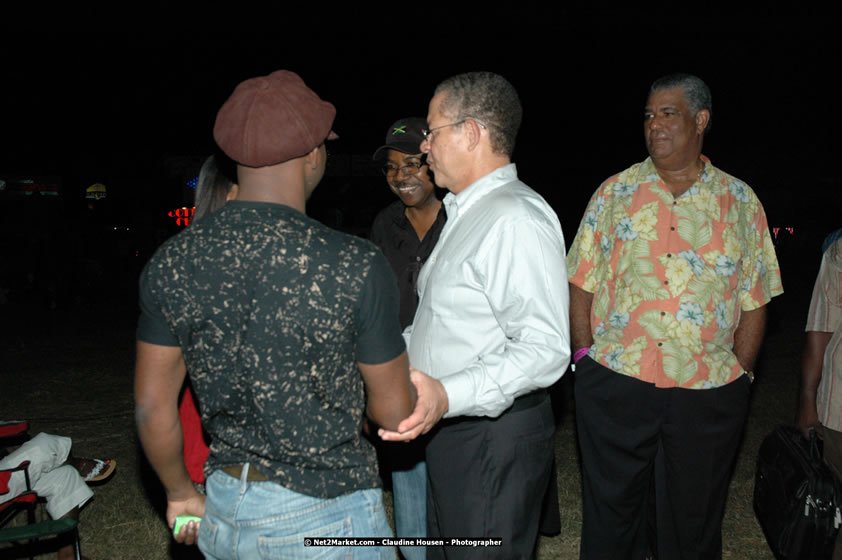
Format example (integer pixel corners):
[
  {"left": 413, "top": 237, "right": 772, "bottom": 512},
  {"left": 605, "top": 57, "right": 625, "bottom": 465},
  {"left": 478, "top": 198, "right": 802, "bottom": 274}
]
[
  {"left": 733, "top": 306, "right": 766, "bottom": 372},
  {"left": 569, "top": 283, "right": 594, "bottom": 352},
  {"left": 134, "top": 341, "right": 204, "bottom": 544},
  {"left": 378, "top": 367, "right": 449, "bottom": 442},
  {"left": 796, "top": 331, "right": 832, "bottom": 437},
  {"left": 358, "top": 351, "right": 416, "bottom": 432}
]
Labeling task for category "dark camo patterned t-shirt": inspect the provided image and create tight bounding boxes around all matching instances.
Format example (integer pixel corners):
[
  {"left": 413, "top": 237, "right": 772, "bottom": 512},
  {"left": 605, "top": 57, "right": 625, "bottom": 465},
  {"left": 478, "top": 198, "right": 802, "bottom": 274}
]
[{"left": 137, "top": 201, "right": 405, "bottom": 498}]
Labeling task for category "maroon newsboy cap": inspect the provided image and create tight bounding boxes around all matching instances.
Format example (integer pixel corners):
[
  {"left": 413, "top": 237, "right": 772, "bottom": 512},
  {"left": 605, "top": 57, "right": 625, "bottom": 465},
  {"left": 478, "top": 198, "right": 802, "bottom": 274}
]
[{"left": 213, "top": 70, "right": 337, "bottom": 167}]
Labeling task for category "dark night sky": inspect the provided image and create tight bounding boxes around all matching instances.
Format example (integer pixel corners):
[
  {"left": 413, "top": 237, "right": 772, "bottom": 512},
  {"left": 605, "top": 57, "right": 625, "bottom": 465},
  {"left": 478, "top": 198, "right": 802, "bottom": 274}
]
[{"left": 1, "top": 22, "right": 840, "bottom": 243}]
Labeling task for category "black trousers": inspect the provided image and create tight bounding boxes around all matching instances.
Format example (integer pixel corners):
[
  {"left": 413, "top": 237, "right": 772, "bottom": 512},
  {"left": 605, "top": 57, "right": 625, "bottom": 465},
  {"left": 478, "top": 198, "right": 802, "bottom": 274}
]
[
  {"left": 574, "top": 357, "right": 750, "bottom": 560},
  {"left": 424, "top": 394, "right": 555, "bottom": 560}
]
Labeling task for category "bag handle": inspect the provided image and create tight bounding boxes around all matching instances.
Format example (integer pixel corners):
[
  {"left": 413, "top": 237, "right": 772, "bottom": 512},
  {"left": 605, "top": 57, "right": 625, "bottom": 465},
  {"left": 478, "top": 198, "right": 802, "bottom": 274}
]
[{"left": 809, "top": 428, "right": 824, "bottom": 463}]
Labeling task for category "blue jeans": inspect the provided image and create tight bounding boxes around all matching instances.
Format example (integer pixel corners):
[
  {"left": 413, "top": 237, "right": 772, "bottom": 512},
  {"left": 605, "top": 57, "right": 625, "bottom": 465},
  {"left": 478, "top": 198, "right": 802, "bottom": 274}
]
[
  {"left": 391, "top": 460, "right": 426, "bottom": 560},
  {"left": 199, "top": 464, "right": 396, "bottom": 559}
]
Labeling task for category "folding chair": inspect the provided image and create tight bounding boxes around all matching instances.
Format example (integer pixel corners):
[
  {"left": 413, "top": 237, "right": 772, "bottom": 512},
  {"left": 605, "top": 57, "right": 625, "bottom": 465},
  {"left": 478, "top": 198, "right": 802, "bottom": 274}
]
[
  {"left": 0, "top": 422, "right": 36, "bottom": 533},
  {"left": 0, "top": 421, "right": 30, "bottom": 454},
  {"left": 0, "top": 425, "right": 83, "bottom": 560},
  {"left": 0, "top": 422, "right": 35, "bottom": 531},
  {"left": 0, "top": 518, "right": 81, "bottom": 560},
  {"left": 1, "top": 461, "right": 37, "bottom": 526}
]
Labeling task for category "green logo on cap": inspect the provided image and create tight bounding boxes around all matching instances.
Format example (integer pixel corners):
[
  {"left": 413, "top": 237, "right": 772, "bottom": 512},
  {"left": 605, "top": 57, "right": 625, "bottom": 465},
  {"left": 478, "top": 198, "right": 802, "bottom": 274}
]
[{"left": 392, "top": 126, "right": 407, "bottom": 135}]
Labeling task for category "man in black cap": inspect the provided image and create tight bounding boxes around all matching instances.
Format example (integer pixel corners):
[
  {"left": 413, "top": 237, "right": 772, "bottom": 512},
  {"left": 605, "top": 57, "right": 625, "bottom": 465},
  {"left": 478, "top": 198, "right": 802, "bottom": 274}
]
[
  {"left": 371, "top": 118, "right": 445, "bottom": 339},
  {"left": 135, "top": 70, "right": 421, "bottom": 559},
  {"left": 370, "top": 117, "right": 446, "bottom": 560}
]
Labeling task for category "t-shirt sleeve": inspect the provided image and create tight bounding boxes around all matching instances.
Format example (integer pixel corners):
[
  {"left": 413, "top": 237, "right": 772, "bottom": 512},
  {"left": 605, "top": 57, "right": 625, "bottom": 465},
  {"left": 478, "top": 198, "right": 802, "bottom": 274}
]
[
  {"left": 356, "top": 249, "right": 405, "bottom": 364},
  {"left": 136, "top": 260, "right": 180, "bottom": 347}
]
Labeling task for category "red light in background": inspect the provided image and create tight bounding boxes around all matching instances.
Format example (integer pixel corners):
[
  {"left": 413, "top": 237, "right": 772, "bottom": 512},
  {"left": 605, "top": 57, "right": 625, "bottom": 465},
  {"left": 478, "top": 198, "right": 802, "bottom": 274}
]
[{"left": 168, "top": 207, "right": 195, "bottom": 227}]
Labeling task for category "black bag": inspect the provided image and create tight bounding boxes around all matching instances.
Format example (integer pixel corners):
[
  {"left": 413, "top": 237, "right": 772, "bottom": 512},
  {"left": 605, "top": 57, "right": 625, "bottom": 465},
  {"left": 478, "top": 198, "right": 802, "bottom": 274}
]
[{"left": 754, "top": 425, "right": 842, "bottom": 559}]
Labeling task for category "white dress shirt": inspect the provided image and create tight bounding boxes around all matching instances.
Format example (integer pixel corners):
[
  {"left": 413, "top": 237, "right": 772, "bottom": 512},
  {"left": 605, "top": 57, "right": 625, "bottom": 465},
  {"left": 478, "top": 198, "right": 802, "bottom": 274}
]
[{"left": 405, "top": 164, "right": 570, "bottom": 418}]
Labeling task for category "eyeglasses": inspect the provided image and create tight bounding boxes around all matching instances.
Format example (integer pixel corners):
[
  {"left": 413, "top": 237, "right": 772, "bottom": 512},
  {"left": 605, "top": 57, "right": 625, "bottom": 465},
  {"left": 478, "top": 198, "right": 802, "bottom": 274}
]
[
  {"left": 381, "top": 160, "right": 425, "bottom": 177},
  {"left": 421, "top": 118, "right": 487, "bottom": 142}
]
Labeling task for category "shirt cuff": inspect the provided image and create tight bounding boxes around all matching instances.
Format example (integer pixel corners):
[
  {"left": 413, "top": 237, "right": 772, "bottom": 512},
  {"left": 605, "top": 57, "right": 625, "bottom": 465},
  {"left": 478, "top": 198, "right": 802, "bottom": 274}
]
[
  {"left": 439, "top": 373, "right": 472, "bottom": 418},
  {"left": 438, "top": 370, "right": 513, "bottom": 419}
]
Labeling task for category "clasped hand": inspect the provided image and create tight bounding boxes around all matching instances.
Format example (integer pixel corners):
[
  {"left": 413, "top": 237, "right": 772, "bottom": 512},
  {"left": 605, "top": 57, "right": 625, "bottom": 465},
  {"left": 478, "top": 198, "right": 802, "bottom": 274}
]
[{"left": 379, "top": 367, "right": 448, "bottom": 442}]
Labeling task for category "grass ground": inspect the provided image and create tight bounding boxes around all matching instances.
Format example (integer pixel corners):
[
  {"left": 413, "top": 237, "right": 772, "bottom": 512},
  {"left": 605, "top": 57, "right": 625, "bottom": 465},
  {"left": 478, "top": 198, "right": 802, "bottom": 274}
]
[{"left": 0, "top": 255, "right": 811, "bottom": 559}]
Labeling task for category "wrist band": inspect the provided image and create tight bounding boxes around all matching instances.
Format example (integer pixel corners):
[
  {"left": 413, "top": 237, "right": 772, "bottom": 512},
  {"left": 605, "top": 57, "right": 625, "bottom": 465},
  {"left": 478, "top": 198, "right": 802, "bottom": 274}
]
[{"left": 573, "top": 346, "right": 591, "bottom": 364}]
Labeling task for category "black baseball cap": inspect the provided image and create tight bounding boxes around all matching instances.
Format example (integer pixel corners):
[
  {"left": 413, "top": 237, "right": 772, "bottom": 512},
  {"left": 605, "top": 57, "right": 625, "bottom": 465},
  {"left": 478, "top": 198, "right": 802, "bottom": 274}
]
[{"left": 372, "top": 117, "right": 426, "bottom": 160}]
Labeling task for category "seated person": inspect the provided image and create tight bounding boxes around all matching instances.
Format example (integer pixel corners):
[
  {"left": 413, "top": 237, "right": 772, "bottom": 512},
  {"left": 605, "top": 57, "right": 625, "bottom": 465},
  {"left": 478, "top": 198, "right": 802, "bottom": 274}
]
[{"left": 1, "top": 432, "right": 115, "bottom": 560}]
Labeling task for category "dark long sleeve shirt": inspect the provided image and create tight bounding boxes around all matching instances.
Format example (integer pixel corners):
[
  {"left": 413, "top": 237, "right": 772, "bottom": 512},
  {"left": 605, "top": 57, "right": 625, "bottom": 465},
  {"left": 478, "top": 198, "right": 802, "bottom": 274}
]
[{"left": 369, "top": 200, "right": 447, "bottom": 329}]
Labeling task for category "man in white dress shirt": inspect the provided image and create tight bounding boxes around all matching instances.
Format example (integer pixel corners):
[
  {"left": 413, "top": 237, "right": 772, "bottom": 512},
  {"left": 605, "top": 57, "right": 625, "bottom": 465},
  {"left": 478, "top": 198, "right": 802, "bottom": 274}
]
[{"left": 379, "top": 71, "right": 570, "bottom": 559}]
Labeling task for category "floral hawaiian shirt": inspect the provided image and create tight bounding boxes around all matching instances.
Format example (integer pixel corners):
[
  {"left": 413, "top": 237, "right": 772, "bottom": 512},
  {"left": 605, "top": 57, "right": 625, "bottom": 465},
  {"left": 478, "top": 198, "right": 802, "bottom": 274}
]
[{"left": 567, "top": 156, "right": 783, "bottom": 389}]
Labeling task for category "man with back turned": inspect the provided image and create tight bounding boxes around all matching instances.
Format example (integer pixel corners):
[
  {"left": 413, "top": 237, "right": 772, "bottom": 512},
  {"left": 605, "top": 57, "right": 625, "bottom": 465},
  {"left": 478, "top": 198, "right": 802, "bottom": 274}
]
[{"left": 135, "top": 70, "right": 418, "bottom": 559}]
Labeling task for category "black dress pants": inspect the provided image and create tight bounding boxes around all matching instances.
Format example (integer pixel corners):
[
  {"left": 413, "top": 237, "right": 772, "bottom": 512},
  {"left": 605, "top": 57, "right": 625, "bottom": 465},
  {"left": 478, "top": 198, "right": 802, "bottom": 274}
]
[
  {"left": 425, "top": 394, "right": 555, "bottom": 560},
  {"left": 574, "top": 356, "right": 750, "bottom": 560}
]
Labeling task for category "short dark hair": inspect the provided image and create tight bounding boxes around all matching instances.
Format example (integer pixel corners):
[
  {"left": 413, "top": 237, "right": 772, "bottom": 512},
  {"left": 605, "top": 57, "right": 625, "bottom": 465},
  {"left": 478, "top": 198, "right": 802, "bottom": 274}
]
[
  {"left": 650, "top": 73, "right": 712, "bottom": 134},
  {"left": 434, "top": 71, "right": 522, "bottom": 157}
]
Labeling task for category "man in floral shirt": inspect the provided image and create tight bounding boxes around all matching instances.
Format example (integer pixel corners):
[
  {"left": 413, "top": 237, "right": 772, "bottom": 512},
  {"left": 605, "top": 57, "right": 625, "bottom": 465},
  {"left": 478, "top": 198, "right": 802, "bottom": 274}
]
[{"left": 567, "top": 73, "right": 783, "bottom": 560}]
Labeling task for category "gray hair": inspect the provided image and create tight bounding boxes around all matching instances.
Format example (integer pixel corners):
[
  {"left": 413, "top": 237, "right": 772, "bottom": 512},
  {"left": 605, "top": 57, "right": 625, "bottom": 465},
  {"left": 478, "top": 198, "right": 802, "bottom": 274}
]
[
  {"left": 650, "top": 73, "right": 713, "bottom": 134},
  {"left": 434, "top": 71, "right": 522, "bottom": 157}
]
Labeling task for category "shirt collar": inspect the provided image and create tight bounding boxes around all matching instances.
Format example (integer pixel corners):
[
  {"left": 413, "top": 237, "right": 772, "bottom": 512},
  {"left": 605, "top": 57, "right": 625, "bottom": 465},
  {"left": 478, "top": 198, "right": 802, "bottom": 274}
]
[
  {"left": 443, "top": 163, "right": 518, "bottom": 221},
  {"left": 388, "top": 200, "right": 446, "bottom": 230},
  {"left": 637, "top": 155, "right": 713, "bottom": 199}
]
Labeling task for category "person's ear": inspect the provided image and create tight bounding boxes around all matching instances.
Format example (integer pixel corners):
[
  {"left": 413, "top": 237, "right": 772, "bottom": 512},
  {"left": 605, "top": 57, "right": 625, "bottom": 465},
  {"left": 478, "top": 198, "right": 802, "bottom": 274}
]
[
  {"left": 465, "top": 119, "right": 483, "bottom": 152},
  {"left": 306, "top": 144, "right": 325, "bottom": 169},
  {"left": 695, "top": 110, "right": 710, "bottom": 135}
]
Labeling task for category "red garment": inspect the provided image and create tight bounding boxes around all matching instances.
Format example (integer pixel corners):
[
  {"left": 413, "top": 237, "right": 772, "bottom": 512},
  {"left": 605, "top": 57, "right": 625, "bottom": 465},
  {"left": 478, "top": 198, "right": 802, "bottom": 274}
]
[
  {"left": 0, "top": 422, "right": 28, "bottom": 438},
  {"left": 179, "top": 387, "right": 209, "bottom": 484},
  {"left": 1, "top": 421, "right": 28, "bottom": 494}
]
